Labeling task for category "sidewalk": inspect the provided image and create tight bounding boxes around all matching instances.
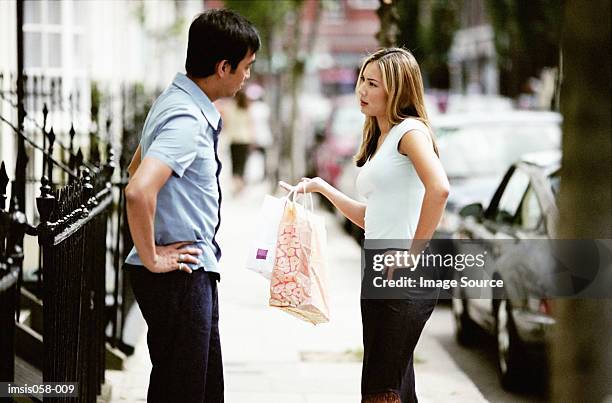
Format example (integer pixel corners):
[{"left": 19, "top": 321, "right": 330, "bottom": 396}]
[{"left": 106, "top": 182, "right": 487, "bottom": 402}]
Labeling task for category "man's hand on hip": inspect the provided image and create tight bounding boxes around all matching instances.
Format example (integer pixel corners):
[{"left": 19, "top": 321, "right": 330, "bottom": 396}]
[{"left": 145, "top": 241, "right": 202, "bottom": 274}]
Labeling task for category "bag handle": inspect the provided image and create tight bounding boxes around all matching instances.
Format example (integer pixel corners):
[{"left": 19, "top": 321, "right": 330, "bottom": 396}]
[{"left": 284, "top": 183, "right": 314, "bottom": 213}]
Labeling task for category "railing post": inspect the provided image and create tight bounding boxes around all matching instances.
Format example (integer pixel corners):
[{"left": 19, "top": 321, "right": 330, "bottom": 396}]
[
  {"left": 81, "top": 167, "right": 93, "bottom": 218},
  {"left": 0, "top": 162, "right": 19, "bottom": 383},
  {"left": 0, "top": 162, "right": 8, "bottom": 252},
  {"left": 41, "top": 103, "right": 49, "bottom": 178},
  {"left": 47, "top": 128, "right": 56, "bottom": 186}
]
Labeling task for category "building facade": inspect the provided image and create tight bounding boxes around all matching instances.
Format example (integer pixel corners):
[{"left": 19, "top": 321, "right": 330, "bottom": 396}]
[{"left": 448, "top": 0, "right": 499, "bottom": 95}]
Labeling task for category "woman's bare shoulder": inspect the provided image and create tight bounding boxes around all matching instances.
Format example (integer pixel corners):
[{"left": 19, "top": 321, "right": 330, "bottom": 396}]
[{"left": 397, "top": 117, "right": 429, "bottom": 133}]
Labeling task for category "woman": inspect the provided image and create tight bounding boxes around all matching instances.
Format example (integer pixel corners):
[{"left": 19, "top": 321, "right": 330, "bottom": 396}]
[
  {"left": 220, "top": 90, "right": 253, "bottom": 195},
  {"left": 280, "top": 48, "right": 450, "bottom": 402}
]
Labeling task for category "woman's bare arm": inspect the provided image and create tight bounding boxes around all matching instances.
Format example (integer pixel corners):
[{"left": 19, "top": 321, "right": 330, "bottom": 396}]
[
  {"left": 398, "top": 129, "right": 450, "bottom": 251},
  {"left": 279, "top": 178, "right": 367, "bottom": 229}
]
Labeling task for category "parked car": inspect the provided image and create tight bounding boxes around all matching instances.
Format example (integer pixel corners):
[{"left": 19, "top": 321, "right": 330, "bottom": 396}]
[
  {"left": 313, "top": 95, "right": 365, "bottom": 188},
  {"left": 451, "top": 150, "right": 561, "bottom": 390},
  {"left": 336, "top": 110, "right": 562, "bottom": 243},
  {"left": 434, "top": 110, "right": 562, "bottom": 238},
  {"left": 445, "top": 94, "right": 514, "bottom": 114}
]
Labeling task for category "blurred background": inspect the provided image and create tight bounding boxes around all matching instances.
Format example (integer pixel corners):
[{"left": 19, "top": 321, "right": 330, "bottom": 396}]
[
  {"left": 0, "top": 0, "right": 567, "bottom": 192},
  {"left": 0, "top": 1, "right": 609, "bottom": 402}
]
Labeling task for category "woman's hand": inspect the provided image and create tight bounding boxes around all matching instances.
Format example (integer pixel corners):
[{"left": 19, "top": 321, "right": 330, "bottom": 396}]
[
  {"left": 278, "top": 177, "right": 326, "bottom": 194},
  {"left": 145, "top": 241, "right": 202, "bottom": 274}
]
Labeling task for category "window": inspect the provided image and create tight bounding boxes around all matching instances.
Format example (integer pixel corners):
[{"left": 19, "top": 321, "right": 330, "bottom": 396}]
[
  {"left": 47, "top": 1, "right": 62, "bottom": 24},
  {"left": 495, "top": 169, "right": 530, "bottom": 224},
  {"left": 21, "top": 0, "right": 87, "bottom": 120},
  {"left": 24, "top": 0, "right": 42, "bottom": 24},
  {"left": 518, "top": 186, "right": 544, "bottom": 232},
  {"left": 24, "top": 31, "right": 43, "bottom": 68},
  {"left": 48, "top": 33, "right": 62, "bottom": 68},
  {"left": 23, "top": 0, "right": 85, "bottom": 73},
  {"left": 549, "top": 172, "right": 561, "bottom": 200}
]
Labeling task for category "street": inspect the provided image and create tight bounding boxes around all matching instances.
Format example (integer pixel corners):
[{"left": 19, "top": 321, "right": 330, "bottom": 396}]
[
  {"left": 427, "top": 307, "right": 546, "bottom": 403},
  {"left": 0, "top": 2, "right": 607, "bottom": 402},
  {"left": 107, "top": 178, "right": 547, "bottom": 402}
]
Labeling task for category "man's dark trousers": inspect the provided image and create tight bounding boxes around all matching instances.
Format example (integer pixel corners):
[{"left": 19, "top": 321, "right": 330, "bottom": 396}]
[{"left": 126, "top": 264, "right": 223, "bottom": 403}]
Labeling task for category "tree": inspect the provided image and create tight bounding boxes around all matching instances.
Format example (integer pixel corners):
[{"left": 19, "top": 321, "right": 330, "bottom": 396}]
[
  {"left": 224, "top": 0, "right": 323, "bottom": 183},
  {"left": 396, "top": 0, "right": 459, "bottom": 89},
  {"left": 376, "top": 0, "right": 401, "bottom": 47},
  {"left": 396, "top": 0, "right": 421, "bottom": 58},
  {"left": 552, "top": 0, "right": 611, "bottom": 401},
  {"left": 223, "top": 0, "right": 295, "bottom": 183},
  {"left": 486, "top": 0, "right": 563, "bottom": 99}
]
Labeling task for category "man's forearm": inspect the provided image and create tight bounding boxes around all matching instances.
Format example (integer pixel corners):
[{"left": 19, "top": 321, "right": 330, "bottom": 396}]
[
  {"left": 127, "top": 145, "right": 142, "bottom": 177},
  {"left": 125, "top": 189, "right": 157, "bottom": 267}
]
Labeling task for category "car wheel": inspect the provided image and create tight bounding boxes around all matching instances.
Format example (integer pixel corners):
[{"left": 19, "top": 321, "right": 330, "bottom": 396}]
[
  {"left": 496, "top": 299, "right": 524, "bottom": 390},
  {"left": 452, "top": 297, "right": 477, "bottom": 346}
]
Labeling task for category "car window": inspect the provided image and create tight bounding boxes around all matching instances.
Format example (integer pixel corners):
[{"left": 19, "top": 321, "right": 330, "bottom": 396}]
[
  {"left": 518, "top": 186, "right": 544, "bottom": 232},
  {"left": 495, "top": 169, "right": 530, "bottom": 224},
  {"left": 550, "top": 172, "right": 561, "bottom": 200},
  {"left": 437, "top": 124, "right": 560, "bottom": 178}
]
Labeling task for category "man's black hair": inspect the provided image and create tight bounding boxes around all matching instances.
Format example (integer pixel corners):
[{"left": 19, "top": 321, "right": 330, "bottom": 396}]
[{"left": 185, "top": 9, "right": 260, "bottom": 78}]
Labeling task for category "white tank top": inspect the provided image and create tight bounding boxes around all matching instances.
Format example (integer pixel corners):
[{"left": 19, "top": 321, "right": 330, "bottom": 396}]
[{"left": 355, "top": 118, "right": 430, "bottom": 240}]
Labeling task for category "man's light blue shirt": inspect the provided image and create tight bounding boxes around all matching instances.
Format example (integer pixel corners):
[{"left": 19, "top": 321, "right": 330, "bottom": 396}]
[{"left": 125, "top": 73, "right": 223, "bottom": 273}]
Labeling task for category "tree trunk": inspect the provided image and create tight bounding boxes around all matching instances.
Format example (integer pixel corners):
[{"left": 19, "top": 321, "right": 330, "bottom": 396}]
[
  {"left": 552, "top": 0, "right": 611, "bottom": 401},
  {"left": 285, "top": 0, "right": 322, "bottom": 183},
  {"left": 376, "top": 0, "right": 400, "bottom": 47}
]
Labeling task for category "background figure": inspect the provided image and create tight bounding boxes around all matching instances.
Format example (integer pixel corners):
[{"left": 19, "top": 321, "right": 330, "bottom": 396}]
[
  {"left": 246, "top": 83, "right": 273, "bottom": 180},
  {"left": 221, "top": 90, "right": 254, "bottom": 195}
]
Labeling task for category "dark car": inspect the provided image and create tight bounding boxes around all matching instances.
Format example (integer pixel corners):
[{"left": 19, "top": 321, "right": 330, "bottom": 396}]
[{"left": 451, "top": 150, "right": 561, "bottom": 390}]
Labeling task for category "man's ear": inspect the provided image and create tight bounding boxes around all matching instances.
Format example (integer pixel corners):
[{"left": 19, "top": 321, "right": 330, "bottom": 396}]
[{"left": 216, "top": 60, "right": 229, "bottom": 77}]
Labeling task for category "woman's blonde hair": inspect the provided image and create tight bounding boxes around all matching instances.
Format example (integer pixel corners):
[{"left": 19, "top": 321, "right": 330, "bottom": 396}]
[{"left": 354, "top": 47, "right": 439, "bottom": 167}]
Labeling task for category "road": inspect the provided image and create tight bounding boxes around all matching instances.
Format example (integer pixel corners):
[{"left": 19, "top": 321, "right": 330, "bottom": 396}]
[
  {"left": 109, "top": 178, "right": 549, "bottom": 402},
  {"left": 398, "top": 296, "right": 547, "bottom": 403}
]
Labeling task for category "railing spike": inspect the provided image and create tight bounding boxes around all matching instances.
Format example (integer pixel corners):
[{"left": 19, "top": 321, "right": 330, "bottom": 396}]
[
  {"left": 0, "top": 161, "right": 9, "bottom": 210},
  {"left": 42, "top": 103, "right": 49, "bottom": 130}
]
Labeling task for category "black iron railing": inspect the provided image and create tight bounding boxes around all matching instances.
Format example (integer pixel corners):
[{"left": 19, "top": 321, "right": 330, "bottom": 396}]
[{"left": 0, "top": 71, "right": 157, "bottom": 400}]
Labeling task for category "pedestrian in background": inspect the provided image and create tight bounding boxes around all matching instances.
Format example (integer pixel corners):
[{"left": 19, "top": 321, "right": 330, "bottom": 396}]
[
  {"left": 280, "top": 47, "right": 450, "bottom": 403},
  {"left": 124, "top": 9, "right": 259, "bottom": 403},
  {"left": 246, "top": 82, "right": 273, "bottom": 179},
  {"left": 220, "top": 90, "right": 254, "bottom": 195}
]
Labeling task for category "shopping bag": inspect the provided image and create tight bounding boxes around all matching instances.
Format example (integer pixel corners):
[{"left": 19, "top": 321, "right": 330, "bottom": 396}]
[
  {"left": 269, "top": 191, "right": 330, "bottom": 325},
  {"left": 246, "top": 194, "right": 287, "bottom": 279}
]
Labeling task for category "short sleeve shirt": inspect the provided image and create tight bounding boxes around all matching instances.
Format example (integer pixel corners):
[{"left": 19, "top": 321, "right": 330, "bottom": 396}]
[{"left": 125, "top": 73, "right": 223, "bottom": 273}]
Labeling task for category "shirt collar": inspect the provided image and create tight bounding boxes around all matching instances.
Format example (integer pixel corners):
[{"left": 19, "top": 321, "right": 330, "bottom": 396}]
[{"left": 172, "top": 72, "right": 221, "bottom": 131}]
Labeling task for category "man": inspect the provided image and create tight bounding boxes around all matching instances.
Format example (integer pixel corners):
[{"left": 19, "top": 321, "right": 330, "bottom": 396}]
[{"left": 124, "top": 9, "right": 259, "bottom": 403}]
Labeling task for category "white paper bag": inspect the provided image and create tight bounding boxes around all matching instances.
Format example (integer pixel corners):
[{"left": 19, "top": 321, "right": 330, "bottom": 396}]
[{"left": 246, "top": 194, "right": 287, "bottom": 279}]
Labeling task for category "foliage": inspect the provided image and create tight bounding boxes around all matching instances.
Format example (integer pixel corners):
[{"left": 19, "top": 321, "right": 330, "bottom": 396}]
[
  {"left": 423, "top": 1, "right": 460, "bottom": 88},
  {"left": 396, "top": 0, "right": 422, "bottom": 59},
  {"left": 396, "top": 0, "right": 459, "bottom": 89},
  {"left": 223, "top": 0, "right": 299, "bottom": 71},
  {"left": 133, "top": 0, "right": 187, "bottom": 43},
  {"left": 485, "top": 0, "right": 563, "bottom": 97},
  {"left": 376, "top": 0, "right": 402, "bottom": 47}
]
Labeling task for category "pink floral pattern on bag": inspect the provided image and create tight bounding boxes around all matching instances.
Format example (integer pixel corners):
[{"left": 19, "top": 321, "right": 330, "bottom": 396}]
[{"left": 269, "top": 202, "right": 329, "bottom": 324}]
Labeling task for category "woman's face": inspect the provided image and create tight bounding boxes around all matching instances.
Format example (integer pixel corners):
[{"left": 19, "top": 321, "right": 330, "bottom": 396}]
[{"left": 357, "top": 62, "right": 387, "bottom": 119}]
